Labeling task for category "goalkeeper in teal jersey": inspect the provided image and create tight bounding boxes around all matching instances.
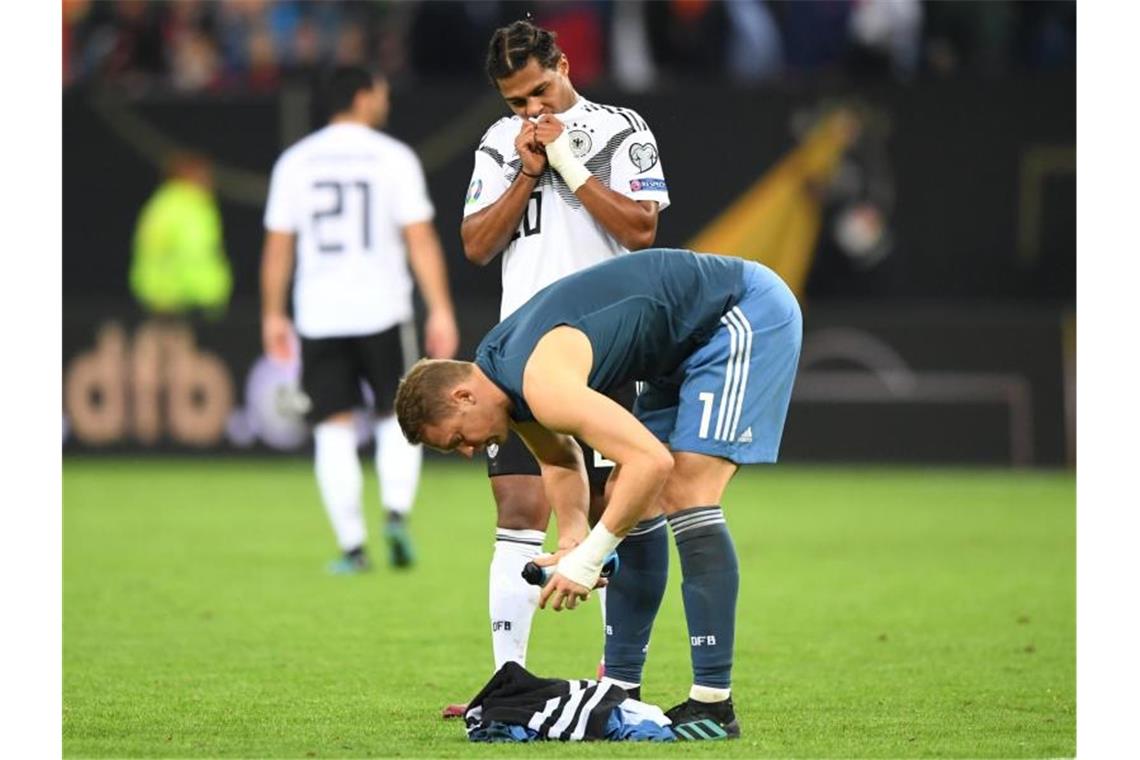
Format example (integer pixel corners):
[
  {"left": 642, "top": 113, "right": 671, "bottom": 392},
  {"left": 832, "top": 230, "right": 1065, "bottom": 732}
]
[{"left": 395, "top": 249, "right": 802, "bottom": 741}]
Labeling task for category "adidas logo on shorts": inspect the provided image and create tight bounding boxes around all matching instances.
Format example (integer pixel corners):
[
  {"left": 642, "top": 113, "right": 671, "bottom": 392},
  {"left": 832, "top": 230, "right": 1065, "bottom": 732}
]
[{"left": 737, "top": 427, "right": 753, "bottom": 444}]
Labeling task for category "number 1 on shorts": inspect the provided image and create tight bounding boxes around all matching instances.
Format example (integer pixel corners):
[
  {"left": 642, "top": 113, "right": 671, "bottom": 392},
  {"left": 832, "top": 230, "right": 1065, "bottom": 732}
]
[{"left": 697, "top": 391, "right": 715, "bottom": 440}]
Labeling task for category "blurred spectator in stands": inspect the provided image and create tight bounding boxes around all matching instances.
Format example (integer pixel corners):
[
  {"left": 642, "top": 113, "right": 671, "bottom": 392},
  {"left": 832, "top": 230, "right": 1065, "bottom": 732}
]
[
  {"left": 334, "top": 23, "right": 368, "bottom": 66},
  {"left": 262, "top": 0, "right": 304, "bottom": 54},
  {"left": 536, "top": 1, "right": 608, "bottom": 88},
  {"left": 62, "top": 0, "right": 92, "bottom": 87},
  {"left": 847, "top": 0, "right": 923, "bottom": 80},
  {"left": 216, "top": 1, "right": 253, "bottom": 81},
  {"left": 170, "top": 27, "right": 222, "bottom": 92},
  {"left": 1013, "top": 0, "right": 1076, "bottom": 71},
  {"left": 374, "top": 4, "right": 415, "bottom": 85},
  {"left": 216, "top": 0, "right": 273, "bottom": 86},
  {"left": 245, "top": 25, "right": 281, "bottom": 91},
  {"left": 287, "top": 16, "right": 324, "bottom": 77},
  {"left": 774, "top": 0, "right": 852, "bottom": 76},
  {"left": 725, "top": 0, "right": 783, "bottom": 84},
  {"left": 647, "top": 0, "right": 728, "bottom": 80},
  {"left": 610, "top": 0, "right": 656, "bottom": 91},
  {"left": 61, "top": 0, "right": 1076, "bottom": 91},
  {"left": 106, "top": 0, "right": 168, "bottom": 86},
  {"left": 67, "top": 0, "right": 167, "bottom": 92},
  {"left": 923, "top": 1, "right": 1015, "bottom": 76},
  {"left": 163, "top": 0, "right": 213, "bottom": 38},
  {"left": 163, "top": 1, "right": 220, "bottom": 92},
  {"left": 924, "top": 0, "right": 1074, "bottom": 77},
  {"left": 130, "top": 152, "right": 232, "bottom": 318}
]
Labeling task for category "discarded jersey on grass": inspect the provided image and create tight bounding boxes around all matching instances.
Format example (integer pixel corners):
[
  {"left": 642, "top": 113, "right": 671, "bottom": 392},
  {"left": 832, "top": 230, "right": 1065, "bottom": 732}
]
[{"left": 463, "top": 661, "right": 674, "bottom": 742}]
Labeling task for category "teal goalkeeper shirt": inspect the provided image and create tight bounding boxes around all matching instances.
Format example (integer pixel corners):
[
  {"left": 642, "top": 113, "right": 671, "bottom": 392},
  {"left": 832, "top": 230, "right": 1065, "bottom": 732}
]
[{"left": 474, "top": 249, "right": 746, "bottom": 422}]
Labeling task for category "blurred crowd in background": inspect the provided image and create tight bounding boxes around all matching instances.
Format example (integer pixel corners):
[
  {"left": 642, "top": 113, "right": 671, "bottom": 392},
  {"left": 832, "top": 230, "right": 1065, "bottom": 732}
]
[{"left": 63, "top": 0, "right": 1076, "bottom": 94}]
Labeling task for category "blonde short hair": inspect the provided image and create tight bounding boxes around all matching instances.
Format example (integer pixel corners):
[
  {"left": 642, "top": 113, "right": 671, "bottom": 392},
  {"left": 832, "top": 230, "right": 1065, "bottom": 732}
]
[{"left": 394, "top": 359, "right": 474, "bottom": 444}]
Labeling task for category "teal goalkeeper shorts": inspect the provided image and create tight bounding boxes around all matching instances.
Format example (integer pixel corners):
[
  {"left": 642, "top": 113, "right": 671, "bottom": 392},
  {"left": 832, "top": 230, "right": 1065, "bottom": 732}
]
[{"left": 633, "top": 262, "right": 802, "bottom": 464}]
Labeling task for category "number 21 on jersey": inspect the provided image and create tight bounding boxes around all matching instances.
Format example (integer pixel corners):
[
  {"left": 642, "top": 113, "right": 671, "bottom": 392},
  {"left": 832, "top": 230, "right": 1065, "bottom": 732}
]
[{"left": 312, "top": 180, "right": 371, "bottom": 254}]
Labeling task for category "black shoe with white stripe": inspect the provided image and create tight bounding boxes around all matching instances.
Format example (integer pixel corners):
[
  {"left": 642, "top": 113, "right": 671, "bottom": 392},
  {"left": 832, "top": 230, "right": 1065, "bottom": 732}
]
[{"left": 665, "top": 697, "right": 741, "bottom": 740}]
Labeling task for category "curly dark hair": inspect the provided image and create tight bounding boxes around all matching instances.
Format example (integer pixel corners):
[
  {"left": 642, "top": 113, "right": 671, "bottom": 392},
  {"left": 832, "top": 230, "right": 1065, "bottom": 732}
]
[{"left": 485, "top": 20, "right": 563, "bottom": 86}]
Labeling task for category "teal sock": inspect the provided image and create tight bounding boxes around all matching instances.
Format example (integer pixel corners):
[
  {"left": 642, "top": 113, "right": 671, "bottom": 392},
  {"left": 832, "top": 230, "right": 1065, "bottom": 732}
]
[
  {"left": 604, "top": 516, "right": 668, "bottom": 684},
  {"left": 668, "top": 506, "right": 738, "bottom": 689}
]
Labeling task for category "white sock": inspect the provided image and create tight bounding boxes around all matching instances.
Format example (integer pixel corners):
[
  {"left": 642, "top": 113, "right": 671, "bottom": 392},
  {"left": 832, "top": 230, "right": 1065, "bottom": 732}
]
[
  {"left": 314, "top": 421, "right": 364, "bottom": 551},
  {"left": 489, "top": 528, "right": 545, "bottom": 669},
  {"left": 375, "top": 415, "right": 421, "bottom": 516},
  {"left": 602, "top": 675, "right": 640, "bottom": 691},
  {"left": 690, "top": 684, "right": 732, "bottom": 703}
]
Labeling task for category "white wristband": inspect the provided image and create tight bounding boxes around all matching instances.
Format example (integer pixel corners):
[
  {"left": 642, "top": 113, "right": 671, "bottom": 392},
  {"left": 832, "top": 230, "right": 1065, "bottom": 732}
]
[
  {"left": 545, "top": 130, "right": 592, "bottom": 192},
  {"left": 557, "top": 522, "right": 622, "bottom": 589}
]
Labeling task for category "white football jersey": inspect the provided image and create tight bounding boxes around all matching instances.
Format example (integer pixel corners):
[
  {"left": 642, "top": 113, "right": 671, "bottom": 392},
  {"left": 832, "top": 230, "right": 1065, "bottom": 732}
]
[
  {"left": 463, "top": 97, "right": 670, "bottom": 319},
  {"left": 264, "top": 123, "right": 434, "bottom": 338}
]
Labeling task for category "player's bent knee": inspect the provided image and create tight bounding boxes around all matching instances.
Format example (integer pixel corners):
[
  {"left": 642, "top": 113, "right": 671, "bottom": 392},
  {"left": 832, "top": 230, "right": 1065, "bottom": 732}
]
[
  {"left": 650, "top": 449, "right": 674, "bottom": 481},
  {"left": 658, "top": 452, "right": 736, "bottom": 514}
]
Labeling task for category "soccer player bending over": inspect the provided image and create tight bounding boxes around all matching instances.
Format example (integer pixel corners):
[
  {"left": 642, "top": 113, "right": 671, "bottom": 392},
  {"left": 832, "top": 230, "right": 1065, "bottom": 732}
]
[{"left": 395, "top": 249, "right": 803, "bottom": 740}]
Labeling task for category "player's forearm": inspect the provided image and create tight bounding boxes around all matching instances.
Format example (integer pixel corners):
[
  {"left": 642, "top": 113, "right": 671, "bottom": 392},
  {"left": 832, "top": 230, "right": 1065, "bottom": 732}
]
[
  {"left": 405, "top": 224, "right": 455, "bottom": 315},
  {"left": 460, "top": 173, "right": 539, "bottom": 265},
  {"left": 597, "top": 451, "right": 672, "bottom": 538},
  {"left": 540, "top": 461, "right": 591, "bottom": 544},
  {"left": 519, "top": 423, "right": 591, "bottom": 542},
  {"left": 574, "top": 182, "right": 658, "bottom": 251},
  {"left": 260, "top": 236, "right": 294, "bottom": 317},
  {"left": 555, "top": 451, "right": 670, "bottom": 590}
]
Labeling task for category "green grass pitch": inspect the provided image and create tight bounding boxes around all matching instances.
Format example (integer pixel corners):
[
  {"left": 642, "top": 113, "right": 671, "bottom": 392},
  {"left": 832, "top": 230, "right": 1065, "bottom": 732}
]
[{"left": 63, "top": 458, "right": 1074, "bottom": 758}]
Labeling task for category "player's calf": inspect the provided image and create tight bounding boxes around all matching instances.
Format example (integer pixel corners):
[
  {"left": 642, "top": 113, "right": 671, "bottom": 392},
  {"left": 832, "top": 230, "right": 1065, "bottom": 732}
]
[
  {"left": 666, "top": 505, "right": 740, "bottom": 722},
  {"left": 602, "top": 516, "right": 668, "bottom": 691}
]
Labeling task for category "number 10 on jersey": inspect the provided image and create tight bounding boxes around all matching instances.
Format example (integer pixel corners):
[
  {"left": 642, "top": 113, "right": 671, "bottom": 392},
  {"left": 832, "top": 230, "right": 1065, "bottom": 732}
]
[{"left": 509, "top": 191, "right": 542, "bottom": 243}]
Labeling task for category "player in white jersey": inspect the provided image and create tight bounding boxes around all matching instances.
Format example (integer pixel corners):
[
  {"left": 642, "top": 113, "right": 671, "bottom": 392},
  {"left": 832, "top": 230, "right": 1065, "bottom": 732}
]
[
  {"left": 463, "top": 66, "right": 670, "bottom": 318},
  {"left": 261, "top": 66, "right": 459, "bottom": 574},
  {"left": 447, "top": 21, "right": 671, "bottom": 712}
]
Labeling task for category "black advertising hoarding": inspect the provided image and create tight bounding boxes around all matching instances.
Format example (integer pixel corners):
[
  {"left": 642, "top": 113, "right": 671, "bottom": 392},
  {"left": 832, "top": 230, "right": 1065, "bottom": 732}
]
[{"left": 62, "top": 302, "right": 1072, "bottom": 466}]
